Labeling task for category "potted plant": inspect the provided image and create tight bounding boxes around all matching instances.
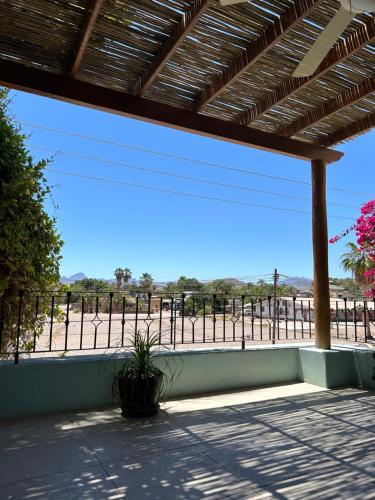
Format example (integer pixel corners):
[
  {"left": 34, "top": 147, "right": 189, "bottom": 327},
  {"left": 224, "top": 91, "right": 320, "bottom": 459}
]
[{"left": 115, "top": 331, "right": 164, "bottom": 417}]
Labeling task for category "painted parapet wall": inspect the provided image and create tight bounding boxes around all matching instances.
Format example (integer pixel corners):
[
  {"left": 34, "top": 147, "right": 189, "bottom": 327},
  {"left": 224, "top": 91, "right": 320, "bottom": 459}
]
[
  {"left": 351, "top": 348, "right": 375, "bottom": 390},
  {"left": 298, "top": 348, "right": 357, "bottom": 388},
  {"left": 298, "top": 346, "right": 375, "bottom": 389},
  {"left": 1, "top": 345, "right": 374, "bottom": 420},
  {"left": 0, "top": 346, "right": 300, "bottom": 420}
]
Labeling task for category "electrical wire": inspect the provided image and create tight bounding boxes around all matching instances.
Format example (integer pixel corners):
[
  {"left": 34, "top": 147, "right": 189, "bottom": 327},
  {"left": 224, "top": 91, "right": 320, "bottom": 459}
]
[
  {"left": 45, "top": 167, "right": 354, "bottom": 221},
  {"left": 21, "top": 121, "right": 372, "bottom": 197},
  {"left": 29, "top": 144, "right": 358, "bottom": 210}
]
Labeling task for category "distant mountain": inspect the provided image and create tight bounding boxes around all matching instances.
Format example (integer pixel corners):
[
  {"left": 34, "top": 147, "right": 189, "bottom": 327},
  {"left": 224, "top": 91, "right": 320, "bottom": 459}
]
[
  {"left": 59, "top": 273, "right": 313, "bottom": 291},
  {"left": 283, "top": 276, "right": 313, "bottom": 291},
  {"left": 60, "top": 272, "right": 87, "bottom": 284}
]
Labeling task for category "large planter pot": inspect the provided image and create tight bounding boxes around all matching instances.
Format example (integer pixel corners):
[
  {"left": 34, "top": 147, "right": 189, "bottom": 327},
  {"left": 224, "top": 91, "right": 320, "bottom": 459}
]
[{"left": 117, "top": 371, "right": 163, "bottom": 417}]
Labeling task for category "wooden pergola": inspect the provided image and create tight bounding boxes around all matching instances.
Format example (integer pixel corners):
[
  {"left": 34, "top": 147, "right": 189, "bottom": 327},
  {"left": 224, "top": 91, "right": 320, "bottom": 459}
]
[{"left": 1, "top": 0, "right": 374, "bottom": 350}]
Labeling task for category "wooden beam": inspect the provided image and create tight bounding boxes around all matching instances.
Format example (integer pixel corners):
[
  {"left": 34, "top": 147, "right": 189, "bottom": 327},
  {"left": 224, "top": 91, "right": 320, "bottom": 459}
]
[
  {"left": 0, "top": 59, "right": 342, "bottom": 163},
  {"left": 239, "top": 16, "right": 375, "bottom": 126},
  {"left": 320, "top": 109, "right": 375, "bottom": 147},
  {"left": 311, "top": 159, "right": 331, "bottom": 350},
  {"left": 191, "top": 0, "right": 324, "bottom": 112},
  {"left": 68, "top": 0, "right": 104, "bottom": 77},
  {"left": 278, "top": 75, "right": 375, "bottom": 137},
  {"left": 132, "top": 0, "right": 210, "bottom": 96}
]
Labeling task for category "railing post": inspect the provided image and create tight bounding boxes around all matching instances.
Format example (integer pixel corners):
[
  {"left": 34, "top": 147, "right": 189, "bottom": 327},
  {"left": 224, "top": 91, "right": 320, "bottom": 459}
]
[
  {"left": 15, "top": 290, "right": 24, "bottom": 364},
  {"left": 311, "top": 159, "right": 331, "bottom": 350},
  {"left": 108, "top": 292, "right": 114, "bottom": 348},
  {"left": 241, "top": 295, "right": 245, "bottom": 349}
]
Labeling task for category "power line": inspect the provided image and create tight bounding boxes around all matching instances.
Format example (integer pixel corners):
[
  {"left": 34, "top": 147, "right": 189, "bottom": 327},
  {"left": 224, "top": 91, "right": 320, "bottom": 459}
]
[
  {"left": 21, "top": 121, "right": 371, "bottom": 198},
  {"left": 29, "top": 144, "right": 358, "bottom": 210},
  {"left": 45, "top": 167, "right": 354, "bottom": 221}
]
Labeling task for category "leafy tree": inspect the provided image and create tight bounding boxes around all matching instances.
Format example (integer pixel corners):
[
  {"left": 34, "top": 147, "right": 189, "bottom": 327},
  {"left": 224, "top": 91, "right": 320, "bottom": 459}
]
[
  {"left": 162, "top": 282, "right": 175, "bottom": 293},
  {"left": 341, "top": 242, "right": 372, "bottom": 290},
  {"left": 114, "top": 267, "right": 132, "bottom": 289},
  {"left": 330, "top": 201, "right": 375, "bottom": 297},
  {"left": 176, "top": 276, "right": 203, "bottom": 292},
  {"left": 70, "top": 278, "right": 111, "bottom": 293},
  {"left": 139, "top": 272, "right": 154, "bottom": 293},
  {"left": 0, "top": 89, "right": 63, "bottom": 356},
  {"left": 114, "top": 268, "right": 124, "bottom": 289},
  {"left": 329, "top": 277, "right": 362, "bottom": 300},
  {"left": 206, "top": 279, "right": 235, "bottom": 295},
  {"left": 123, "top": 268, "right": 132, "bottom": 288}
]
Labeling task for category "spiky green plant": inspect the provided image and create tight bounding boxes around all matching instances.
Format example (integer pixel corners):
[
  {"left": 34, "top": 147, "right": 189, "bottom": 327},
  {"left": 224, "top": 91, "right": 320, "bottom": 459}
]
[{"left": 119, "top": 331, "right": 162, "bottom": 379}]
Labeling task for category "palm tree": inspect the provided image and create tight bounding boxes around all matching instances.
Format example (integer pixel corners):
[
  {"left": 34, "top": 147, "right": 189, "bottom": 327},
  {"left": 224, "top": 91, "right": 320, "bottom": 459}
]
[
  {"left": 123, "top": 268, "right": 132, "bottom": 287},
  {"left": 114, "top": 268, "right": 124, "bottom": 289},
  {"left": 341, "top": 242, "right": 372, "bottom": 288},
  {"left": 139, "top": 272, "right": 153, "bottom": 293},
  {"left": 341, "top": 242, "right": 374, "bottom": 339}
]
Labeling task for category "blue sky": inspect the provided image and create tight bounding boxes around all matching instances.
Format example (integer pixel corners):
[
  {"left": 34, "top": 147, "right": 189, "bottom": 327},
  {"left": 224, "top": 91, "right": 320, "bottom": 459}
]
[{"left": 8, "top": 90, "right": 375, "bottom": 282}]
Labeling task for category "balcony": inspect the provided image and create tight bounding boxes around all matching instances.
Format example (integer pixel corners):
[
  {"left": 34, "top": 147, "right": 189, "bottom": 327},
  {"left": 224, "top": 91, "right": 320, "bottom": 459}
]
[{"left": 1, "top": 291, "right": 375, "bottom": 498}]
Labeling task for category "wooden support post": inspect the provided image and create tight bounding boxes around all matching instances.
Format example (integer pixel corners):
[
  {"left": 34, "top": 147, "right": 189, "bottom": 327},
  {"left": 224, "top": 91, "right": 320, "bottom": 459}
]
[{"left": 311, "top": 159, "right": 331, "bottom": 349}]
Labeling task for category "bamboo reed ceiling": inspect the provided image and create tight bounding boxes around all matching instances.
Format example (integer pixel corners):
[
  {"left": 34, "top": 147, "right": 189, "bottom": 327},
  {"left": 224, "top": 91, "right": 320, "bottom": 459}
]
[{"left": 0, "top": 0, "right": 374, "bottom": 148}]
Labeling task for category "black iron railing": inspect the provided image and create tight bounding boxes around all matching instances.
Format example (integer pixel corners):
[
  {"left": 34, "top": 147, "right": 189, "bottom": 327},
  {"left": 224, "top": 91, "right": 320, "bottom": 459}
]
[{"left": 0, "top": 291, "right": 374, "bottom": 363}]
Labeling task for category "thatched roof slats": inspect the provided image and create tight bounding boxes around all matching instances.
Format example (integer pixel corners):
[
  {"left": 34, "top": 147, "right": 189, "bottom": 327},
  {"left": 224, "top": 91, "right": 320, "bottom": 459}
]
[
  {"left": 190, "top": 0, "right": 324, "bottom": 112},
  {"left": 238, "top": 14, "right": 375, "bottom": 126},
  {"left": 0, "top": 57, "right": 343, "bottom": 163},
  {"left": 292, "top": 95, "right": 375, "bottom": 143},
  {"left": 68, "top": 0, "right": 104, "bottom": 77},
  {"left": 264, "top": 42, "right": 375, "bottom": 139},
  {"left": 278, "top": 75, "right": 375, "bottom": 137},
  {"left": 132, "top": 0, "right": 211, "bottom": 97},
  {"left": 319, "top": 108, "right": 375, "bottom": 146},
  {"left": 197, "top": 3, "right": 339, "bottom": 124},
  {"left": 75, "top": 0, "right": 201, "bottom": 93},
  {"left": 0, "top": 0, "right": 374, "bottom": 146},
  {"left": 0, "top": 0, "right": 86, "bottom": 73}
]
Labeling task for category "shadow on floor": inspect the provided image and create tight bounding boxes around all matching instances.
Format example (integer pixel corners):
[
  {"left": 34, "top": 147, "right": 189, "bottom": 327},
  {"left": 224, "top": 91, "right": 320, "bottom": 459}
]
[{"left": 0, "top": 386, "right": 375, "bottom": 499}]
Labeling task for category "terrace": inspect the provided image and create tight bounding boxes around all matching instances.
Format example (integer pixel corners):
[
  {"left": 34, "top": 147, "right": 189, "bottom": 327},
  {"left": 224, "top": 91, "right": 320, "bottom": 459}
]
[
  {"left": 1, "top": 0, "right": 375, "bottom": 497},
  {"left": 1, "top": 384, "right": 375, "bottom": 498}
]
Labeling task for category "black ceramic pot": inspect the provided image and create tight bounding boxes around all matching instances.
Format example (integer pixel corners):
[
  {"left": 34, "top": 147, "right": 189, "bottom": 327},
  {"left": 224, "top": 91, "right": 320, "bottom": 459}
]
[{"left": 117, "top": 371, "right": 163, "bottom": 417}]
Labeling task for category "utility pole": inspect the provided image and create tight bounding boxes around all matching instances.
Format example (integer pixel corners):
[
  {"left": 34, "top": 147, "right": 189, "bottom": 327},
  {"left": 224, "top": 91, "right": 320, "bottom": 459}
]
[{"left": 272, "top": 268, "right": 279, "bottom": 345}]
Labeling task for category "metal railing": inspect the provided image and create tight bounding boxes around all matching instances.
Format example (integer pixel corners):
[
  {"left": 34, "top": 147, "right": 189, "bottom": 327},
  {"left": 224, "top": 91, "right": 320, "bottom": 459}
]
[{"left": 0, "top": 291, "right": 374, "bottom": 363}]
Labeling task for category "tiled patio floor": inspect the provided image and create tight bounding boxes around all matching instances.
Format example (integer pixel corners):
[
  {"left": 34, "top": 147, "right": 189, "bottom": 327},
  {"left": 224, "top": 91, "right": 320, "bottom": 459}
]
[{"left": 1, "top": 383, "right": 375, "bottom": 499}]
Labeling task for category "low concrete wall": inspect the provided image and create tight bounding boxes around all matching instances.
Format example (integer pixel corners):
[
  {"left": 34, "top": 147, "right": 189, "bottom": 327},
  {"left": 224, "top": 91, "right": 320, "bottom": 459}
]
[
  {"left": 0, "top": 346, "right": 300, "bottom": 420},
  {"left": 298, "top": 346, "right": 375, "bottom": 389},
  {"left": 351, "top": 348, "right": 375, "bottom": 390},
  {"left": 298, "top": 348, "right": 357, "bottom": 388},
  {"left": 1, "top": 345, "right": 374, "bottom": 420}
]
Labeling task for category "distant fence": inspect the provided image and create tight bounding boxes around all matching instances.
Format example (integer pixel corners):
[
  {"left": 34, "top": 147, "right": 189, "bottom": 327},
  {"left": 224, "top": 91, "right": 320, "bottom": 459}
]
[{"left": 0, "top": 291, "right": 374, "bottom": 363}]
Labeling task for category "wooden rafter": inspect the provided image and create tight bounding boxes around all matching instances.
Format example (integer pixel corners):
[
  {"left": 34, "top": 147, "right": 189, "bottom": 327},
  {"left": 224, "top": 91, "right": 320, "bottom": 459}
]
[
  {"left": 132, "top": 0, "right": 210, "bottom": 96},
  {"left": 0, "top": 58, "right": 342, "bottom": 163},
  {"left": 278, "top": 75, "right": 375, "bottom": 137},
  {"left": 238, "top": 16, "right": 375, "bottom": 126},
  {"left": 68, "top": 0, "right": 104, "bottom": 77},
  {"left": 191, "top": 0, "right": 324, "bottom": 112},
  {"left": 320, "top": 110, "right": 375, "bottom": 147}
]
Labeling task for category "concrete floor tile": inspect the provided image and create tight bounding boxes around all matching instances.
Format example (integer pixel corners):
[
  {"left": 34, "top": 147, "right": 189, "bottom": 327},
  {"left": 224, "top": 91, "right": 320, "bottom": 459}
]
[
  {"left": 102, "top": 446, "right": 268, "bottom": 500},
  {"left": 0, "top": 426, "right": 98, "bottom": 484},
  {"left": 80, "top": 420, "right": 199, "bottom": 463},
  {"left": 1, "top": 385, "right": 374, "bottom": 499},
  {"left": 270, "top": 467, "right": 375, "bottom": 499},
  {"left": 0, "top": 465, "right": 121, "bottom": 499},
  {"left": 0, "top": 413, "right": 76, "bottom": 444}
]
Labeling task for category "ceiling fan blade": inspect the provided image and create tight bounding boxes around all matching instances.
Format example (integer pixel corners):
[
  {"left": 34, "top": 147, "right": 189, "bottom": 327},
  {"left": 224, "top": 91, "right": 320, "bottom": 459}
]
[
  {"left": 219, "top": 0, "right": 248, "bottom": 5},
  {"left": 292, "top": 6, "right": 355, "bottom": 78}
]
